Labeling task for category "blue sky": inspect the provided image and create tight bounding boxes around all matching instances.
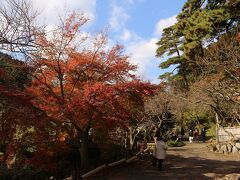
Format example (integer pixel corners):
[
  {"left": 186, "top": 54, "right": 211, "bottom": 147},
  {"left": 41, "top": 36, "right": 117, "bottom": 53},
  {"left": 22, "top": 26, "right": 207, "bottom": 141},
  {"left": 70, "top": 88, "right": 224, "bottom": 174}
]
[
  {"left": 0, "top": 0, "right": 186, "bottom": 83},
  {"left": 91, "top": 0, "right": 186, "bottom": 83},
  {"left": 93, "top": 0, "right": 185, "bottom": 39}
]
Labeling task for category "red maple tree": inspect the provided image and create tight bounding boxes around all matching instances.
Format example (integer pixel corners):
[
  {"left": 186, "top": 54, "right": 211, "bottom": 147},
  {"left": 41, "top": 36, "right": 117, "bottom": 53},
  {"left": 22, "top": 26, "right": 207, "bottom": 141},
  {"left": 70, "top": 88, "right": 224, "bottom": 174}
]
[{"left": 27, "top": 13, "right": 155, "bottom": 170}]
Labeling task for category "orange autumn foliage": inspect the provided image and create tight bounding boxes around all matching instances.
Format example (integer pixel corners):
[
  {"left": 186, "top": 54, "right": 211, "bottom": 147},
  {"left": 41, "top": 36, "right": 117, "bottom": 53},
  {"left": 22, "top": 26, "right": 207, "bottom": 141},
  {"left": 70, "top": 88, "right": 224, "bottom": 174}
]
[{"left": 28, "top": 13, "right": 156, "bottom": 139}]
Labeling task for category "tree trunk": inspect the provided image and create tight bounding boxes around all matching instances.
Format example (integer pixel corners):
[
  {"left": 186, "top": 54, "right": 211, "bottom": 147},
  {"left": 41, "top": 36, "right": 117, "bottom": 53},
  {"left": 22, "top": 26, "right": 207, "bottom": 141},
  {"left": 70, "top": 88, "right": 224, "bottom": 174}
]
[
  {"left": 129, "top": 127, "right": 134, "bottom": 149},
  {"left": 215, "top": 113, "right": 219, "bottom": 143},
  {"left": 69, "top": 136, "right": 81, "bottom": 180},
  {"left": 143, "top": 129, "right": 147, "bottom": 142},
  {"left": 129, "top": 127, "right": 140, "bottom": 151},
  {"left": 157, "top": 116, "right": 163, "bottom": 128},
  {"left": 70, "top": 128, "right": 89, "bottom": 179},
  {"left": 79, "top": 130, "right": 89, "bottom": 173}
]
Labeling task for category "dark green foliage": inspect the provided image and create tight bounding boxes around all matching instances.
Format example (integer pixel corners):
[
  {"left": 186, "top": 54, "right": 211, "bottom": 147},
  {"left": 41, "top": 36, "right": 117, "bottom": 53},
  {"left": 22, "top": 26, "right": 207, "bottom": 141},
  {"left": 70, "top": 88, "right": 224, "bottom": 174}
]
[
  {"left": 156, "top": 0, "right": 240, "bottom": 87},
  {"left": 0, "top": 52, "right": 31, "bottom": 89},
  {"left": 159, "top": 72, "right": 173, "bottom": 80},
  {"left": 0, "top": 165, "right": 50, "bottom": 180},
  {"left": 167, "top": 140, "right": 185, "bottom": 147}
]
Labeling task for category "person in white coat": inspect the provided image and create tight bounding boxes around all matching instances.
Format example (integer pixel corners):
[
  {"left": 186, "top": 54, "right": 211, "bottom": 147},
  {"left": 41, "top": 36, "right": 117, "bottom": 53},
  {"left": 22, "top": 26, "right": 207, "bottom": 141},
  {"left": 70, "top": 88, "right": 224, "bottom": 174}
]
[{"left": 153, "top": 136, "right": 168, "bottom": 170}]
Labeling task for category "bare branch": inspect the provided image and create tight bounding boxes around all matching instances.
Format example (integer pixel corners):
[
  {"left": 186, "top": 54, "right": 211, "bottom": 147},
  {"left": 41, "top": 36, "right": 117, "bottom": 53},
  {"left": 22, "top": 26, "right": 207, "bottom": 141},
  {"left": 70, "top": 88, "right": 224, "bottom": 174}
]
[{"left": 0, "top": 0, "right": 42, "bottom": 55}]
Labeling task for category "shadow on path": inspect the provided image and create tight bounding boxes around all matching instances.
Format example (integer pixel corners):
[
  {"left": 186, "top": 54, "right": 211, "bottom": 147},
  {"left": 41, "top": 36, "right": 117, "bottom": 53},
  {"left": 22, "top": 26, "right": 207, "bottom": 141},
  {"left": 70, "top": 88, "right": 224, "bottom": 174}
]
[{"left": 88, "top": 154, "right": 240, "bottom": 180}]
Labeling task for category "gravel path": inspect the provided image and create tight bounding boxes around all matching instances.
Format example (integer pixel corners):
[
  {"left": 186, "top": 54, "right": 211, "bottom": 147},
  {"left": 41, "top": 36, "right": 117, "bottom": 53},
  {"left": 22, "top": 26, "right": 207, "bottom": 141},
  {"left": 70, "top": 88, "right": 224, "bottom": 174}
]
[{"left": 87, "top": 142, "right": 240, "bottom": 180}]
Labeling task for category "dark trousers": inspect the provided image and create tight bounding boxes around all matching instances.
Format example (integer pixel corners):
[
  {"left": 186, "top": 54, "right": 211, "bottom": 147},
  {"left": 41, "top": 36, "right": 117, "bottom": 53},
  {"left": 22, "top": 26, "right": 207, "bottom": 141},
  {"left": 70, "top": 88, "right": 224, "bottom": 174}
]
[
  {"left": 152, "top": 157, "right": 164, "bottom": 170},
  {"left": 158, "top": 159, "right": 163, "bottom": 170},
  {"left": 152, "top": 156, "right": 157, "bottom": 166}
]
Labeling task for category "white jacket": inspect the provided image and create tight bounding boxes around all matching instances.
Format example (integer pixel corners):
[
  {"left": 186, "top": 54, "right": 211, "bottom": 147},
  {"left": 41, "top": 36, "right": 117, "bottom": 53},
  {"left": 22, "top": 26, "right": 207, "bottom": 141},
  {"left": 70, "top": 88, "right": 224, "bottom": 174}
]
[{"left": 153, "top": 140, "right": 168, "bottom": 159}]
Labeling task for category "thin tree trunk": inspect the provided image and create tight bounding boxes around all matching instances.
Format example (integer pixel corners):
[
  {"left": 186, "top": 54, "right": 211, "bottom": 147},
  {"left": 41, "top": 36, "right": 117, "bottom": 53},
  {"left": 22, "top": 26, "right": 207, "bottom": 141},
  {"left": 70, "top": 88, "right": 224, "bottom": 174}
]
[
  {"left": 215, "top": 113, "right": 219, "bottom": 143},
  {"left": 69, "top": 135, "right": 81, "bottom": 180},
  {"left": 79, "top": 131, "right": 89, "bottom": 173},
  {"left": 129, "top": 127, "right": 134, "bottom": 149},
  {"left": 157, "top": 115, "right": 163, "bottom": 128}
]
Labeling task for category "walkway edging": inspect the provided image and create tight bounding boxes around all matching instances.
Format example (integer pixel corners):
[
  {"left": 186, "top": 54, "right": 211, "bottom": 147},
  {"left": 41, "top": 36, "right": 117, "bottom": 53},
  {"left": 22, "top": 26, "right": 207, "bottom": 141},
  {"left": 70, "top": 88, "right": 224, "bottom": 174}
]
[
  {"left": 81, "top": 164, "right": 107, "bottom": 179},
  {"left": 63, "top": 148, "right": 149, "bottom": 180},
  {"left": 108, "top": 158, "right": 126, "bottom": 167}
]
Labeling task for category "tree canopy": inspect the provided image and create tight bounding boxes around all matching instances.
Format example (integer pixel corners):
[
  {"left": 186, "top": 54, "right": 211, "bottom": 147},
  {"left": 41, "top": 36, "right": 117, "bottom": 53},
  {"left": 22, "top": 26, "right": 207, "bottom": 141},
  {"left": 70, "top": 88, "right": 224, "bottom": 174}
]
[
  {"left": 156, "top": 0, "right": 240, "bottom": 89},
  {"left": 156, "top": 0, "right": 240, "bottom": 129}
]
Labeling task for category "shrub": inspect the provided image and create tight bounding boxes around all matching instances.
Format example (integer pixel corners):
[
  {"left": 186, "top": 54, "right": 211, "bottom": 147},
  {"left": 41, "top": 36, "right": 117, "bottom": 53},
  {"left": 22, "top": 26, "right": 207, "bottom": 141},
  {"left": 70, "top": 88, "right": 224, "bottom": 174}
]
[
  {"left": 167, "top": 140, "right": 185, "bottom": 147},
  {"left": 0, "top": 165, "right": 50, "bottom": 180}
]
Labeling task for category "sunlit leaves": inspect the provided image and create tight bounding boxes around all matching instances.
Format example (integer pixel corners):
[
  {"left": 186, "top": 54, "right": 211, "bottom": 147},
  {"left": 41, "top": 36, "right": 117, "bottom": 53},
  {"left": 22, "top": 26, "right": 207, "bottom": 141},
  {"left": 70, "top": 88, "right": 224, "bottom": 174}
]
[{"left": 28, "top": 13, "right": 155, "bottom": 140}]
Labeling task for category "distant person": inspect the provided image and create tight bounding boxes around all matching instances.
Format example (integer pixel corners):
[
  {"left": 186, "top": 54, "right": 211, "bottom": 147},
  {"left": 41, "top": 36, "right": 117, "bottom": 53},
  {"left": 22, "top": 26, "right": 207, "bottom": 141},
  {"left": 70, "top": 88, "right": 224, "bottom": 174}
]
[
  {"left": 201, "top": 127, "right": 206, "bottom": 143},
  {"left": 181, "top": 127, "right": 185, "bottom": 140},
  {"left": 153, "top": 136, "right": 168, "bottom": 171},
  {"left": 189, "top": 129, "right": 193, "bottom": 143},
  {"left": 139, "top": 141, "right": 145, "bottom": 151},
  {"left": 193, "top": 128, "right": 199, "bottom": 142}
]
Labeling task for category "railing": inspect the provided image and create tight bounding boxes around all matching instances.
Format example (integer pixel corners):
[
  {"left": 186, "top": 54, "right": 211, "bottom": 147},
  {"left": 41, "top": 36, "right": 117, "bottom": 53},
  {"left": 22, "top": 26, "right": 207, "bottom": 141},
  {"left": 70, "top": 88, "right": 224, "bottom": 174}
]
[{"left": 63, "top": 147, "right": 150, "bottom": 180}]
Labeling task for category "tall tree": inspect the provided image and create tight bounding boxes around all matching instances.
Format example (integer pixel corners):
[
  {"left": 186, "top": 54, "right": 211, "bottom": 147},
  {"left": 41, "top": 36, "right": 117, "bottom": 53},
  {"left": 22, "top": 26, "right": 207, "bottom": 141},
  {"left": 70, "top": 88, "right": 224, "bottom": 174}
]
[
  {"left": 156, "top": 0, "right": 240, "bottom": 87},
  {"left": 190, "top": 34, "right": 240, "bottom": 126},
  {"left": 28, "top": 13, "right": 155, "bottom": 173}
]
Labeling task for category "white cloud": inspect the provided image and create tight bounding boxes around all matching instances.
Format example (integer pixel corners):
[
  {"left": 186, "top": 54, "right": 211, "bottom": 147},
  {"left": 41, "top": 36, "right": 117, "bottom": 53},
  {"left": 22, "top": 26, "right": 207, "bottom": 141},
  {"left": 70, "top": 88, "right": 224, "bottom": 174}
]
[
  {"left": 123, "top": 0, "right": 145, "bottom": 4},
  {"left": 120, "top": 28, "right": 135, "bottom": 42},
  {"left": 116, "top": 15, "right": 178, "bottom": 82},
  {"left": 31, "top": 0, "right": 96, "bottom": 26},
  {"left": 109, "top": 4, "right": 129, "bottom": 31},
  {"left": 115, "top": 14, "right": 179, "bottom": 83},
  {"left": 124, "top": 0, "right": 134, "bottom": 4},
  {"left": 126, "top": 38, "right": 158, "bottom": 80},
  {"left": 119, "top": 28, "right": 141, "bottom": 42},
  {"left": 124, "top": 0, "right": 137, "bottom": 4},
  {"left": 120, "top": 29, "right": 132, "bottom": 41},
  {"left": 154, "top": 15, "right": 177, "bottom": 36}
]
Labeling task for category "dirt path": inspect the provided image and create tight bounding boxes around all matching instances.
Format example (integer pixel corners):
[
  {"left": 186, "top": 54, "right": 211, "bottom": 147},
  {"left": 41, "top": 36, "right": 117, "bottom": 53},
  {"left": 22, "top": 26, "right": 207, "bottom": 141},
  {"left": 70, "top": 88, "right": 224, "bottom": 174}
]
[{"left": 87, "top": 142, "right": 240, "bottom": 180}]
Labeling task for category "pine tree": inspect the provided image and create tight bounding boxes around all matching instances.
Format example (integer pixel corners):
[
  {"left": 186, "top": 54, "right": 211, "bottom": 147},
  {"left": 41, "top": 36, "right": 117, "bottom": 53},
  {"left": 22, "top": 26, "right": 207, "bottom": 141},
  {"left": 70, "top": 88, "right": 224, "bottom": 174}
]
[{"left": 156, "top": 0, "right": 240, "bottom": 88}]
